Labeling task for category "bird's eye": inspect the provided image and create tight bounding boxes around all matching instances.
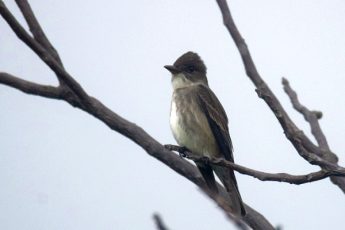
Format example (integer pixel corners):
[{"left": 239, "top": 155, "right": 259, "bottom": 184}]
[{"left": 187, "top": 66, "right": 195, "bottom": 73}]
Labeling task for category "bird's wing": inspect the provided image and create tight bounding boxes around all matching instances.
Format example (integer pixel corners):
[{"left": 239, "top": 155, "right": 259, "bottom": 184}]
[{"left": 195, "top": 84, "right": 234, "bottom": 162}]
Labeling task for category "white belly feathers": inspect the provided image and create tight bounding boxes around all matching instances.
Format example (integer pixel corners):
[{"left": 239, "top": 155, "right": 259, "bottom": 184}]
[{"left": 169, "top": 96, "right": 219, "bottom": 158}]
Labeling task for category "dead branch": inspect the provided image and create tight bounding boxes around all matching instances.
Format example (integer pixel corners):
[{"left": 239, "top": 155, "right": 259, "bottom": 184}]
[
  {"left": 215, "top": 0, "right": 345, "bottom": 193},
  {"left": 0, "top": 1, "right": 274, "bottom": 229},
  {"left": 165, "top": 145, "right": 345, "bottom": 185},
  {"left": 153, "top": 213, "right": 169, "bottom": 230},
  {"left": 0, "top": 72, "right": 60, "bottom": 98},
  {"left": 15, "top": 0, "right": 63, "bottom": 66},
  {"left": 282, "top": 78, "right": 331, "bottom": 155}
]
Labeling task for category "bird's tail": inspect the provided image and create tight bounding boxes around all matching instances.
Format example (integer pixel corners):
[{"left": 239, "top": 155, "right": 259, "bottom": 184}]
[{"left": 212, "top": 165, "right": 246, "bottom": 216}]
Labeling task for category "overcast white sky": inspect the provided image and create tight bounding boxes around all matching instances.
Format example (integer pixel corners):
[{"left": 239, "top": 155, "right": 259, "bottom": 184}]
[{"left": 1, "top": 1, "right": 345, "bottom": 229}]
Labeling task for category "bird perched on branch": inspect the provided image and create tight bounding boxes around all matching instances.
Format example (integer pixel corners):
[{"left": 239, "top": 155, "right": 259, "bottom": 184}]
[{"left": 165, "top": 51, "right": 245, "bottom": 216}]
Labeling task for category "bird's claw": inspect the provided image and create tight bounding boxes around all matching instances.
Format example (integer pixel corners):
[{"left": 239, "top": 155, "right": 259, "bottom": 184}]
[
  {"left": 179, "top": 152, "right": 187, "bottom": 158},
  {"left": 179, "top": 146, "right": 190, "bottom": 158}
]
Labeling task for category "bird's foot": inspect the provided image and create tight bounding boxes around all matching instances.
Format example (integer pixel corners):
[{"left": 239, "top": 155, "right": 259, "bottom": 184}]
[
  {"left": 163, "top": 144, "right": 174, "bottom": 151},
  {"left": 164, "top": 144, "right": 190, "bottom": 158},
  {"left": 178, "top": 146, "right": 190, "bottom": 158}
]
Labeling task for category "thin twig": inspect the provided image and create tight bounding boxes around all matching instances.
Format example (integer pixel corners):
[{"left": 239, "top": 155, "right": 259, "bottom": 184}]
[
  {"left": 282, "top": 77, "right": 345, "bottom": 190},
  {"left": 0, "top": 1, "right": 89, "bottom": 105},
  {"left": 15, "top": 0, "right": 63, "bottom": 66},
  {"left": 282, "top": 78, "right": 331, "bottom": 154},
  {"left": 0, "top": 72, "right": 60, "bottom": 98},
  {"left": 15, "top": 0, "right": 65, "bottom": 86},
  {"left": 153, "top": 213, "right": 169, "bottom": 230},
  {"left": 165, "top": 145, "right": 345, "bottom": 185},
  {"left": 0, "top": 72, "right": 82, "bottom": 107}
]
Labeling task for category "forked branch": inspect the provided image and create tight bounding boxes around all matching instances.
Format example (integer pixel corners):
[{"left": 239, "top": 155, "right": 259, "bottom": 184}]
[
  {"left": 0, "top": 1, "right": 274, "bottom": 229},
  {"left": 165, "top": 145, "right": 345, "bottom": 185},
  {"left": 1, "top": 0, "right": 343, "bottom": 229},
  {"left": 215, "top": 0, "right": 345, "bottom": 193}
]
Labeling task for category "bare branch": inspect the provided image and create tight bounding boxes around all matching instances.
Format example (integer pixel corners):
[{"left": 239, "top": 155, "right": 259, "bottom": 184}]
[
  {"left": 282, "top": 78, "right": 331, "bottom": 154},
  {"left": 15, "top": 0, "right": 63, "bottom": 66},
  {"left": 153, "top": 213, "right": 169, "bottom": 230},
  {"left": 0, "top": 77, "right": 272, "bottom": 229},
  {"left": 0, "top": 2, "right": 275, "bottom": 228},
  {"left": 214, "top": 0, "right": 345, "bottom": 192},
  {"left": 0, "top": 72, "right": 60, "bottom": 99},
  {"left": 8, "top": 0, "right": 341, "bottom": 227},
  {"left": 200, "top": 188, "right": 250, "bottom": 230},
  {"left": 0, "top": 72, "right": 83, "bottom": 107},
  {"left": 165, "top": 145, "right": 345, "bottom": 185},
  {"left": 84, "top": 100, "right": 274, "bottom": 229},
  {"left": 0, "top": 1, "right": 89, "bottom": 104},
  {"left": 282, "top": 77, "right": 345, "bottom": 191},
  {"left": 0, "top": 0, "right": 341, "bottom": 228},
  {"left": 14, "top": 0, "right": 66, "bottom": 86}
]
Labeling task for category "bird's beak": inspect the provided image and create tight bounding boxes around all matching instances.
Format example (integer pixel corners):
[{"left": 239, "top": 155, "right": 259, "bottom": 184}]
[{"left": 164, "top": 65, "right": 180, "bottom": 74}]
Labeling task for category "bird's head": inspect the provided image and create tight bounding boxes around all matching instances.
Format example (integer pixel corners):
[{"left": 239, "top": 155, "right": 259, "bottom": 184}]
[{"left": 164, "top": 51, "right": 208, "bottom": 89}]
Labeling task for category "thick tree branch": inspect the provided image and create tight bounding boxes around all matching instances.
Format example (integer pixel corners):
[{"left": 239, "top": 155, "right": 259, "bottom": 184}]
[
  {"left": 165, "top": 145, "right": 345, "bottom": 185},
  {"left": 0, "top": 78, "right": 271, "bottom": 229},
  {"left": 84, "top": 98, "right": 271, "bottom": 228},
  {"left": 215, "top": 0, "right": 345, "bottom": 193},
  {"left": 0, "top": 0, "right": 341, "bottom": 228},
  {"left": 0, "top": 1, "right": 274, "bottom": 229}
]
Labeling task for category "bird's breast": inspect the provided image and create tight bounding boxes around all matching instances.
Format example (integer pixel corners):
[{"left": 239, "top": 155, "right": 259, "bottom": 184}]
[{"left": 170, "top": 91, "right": 219, "bottom": 157}]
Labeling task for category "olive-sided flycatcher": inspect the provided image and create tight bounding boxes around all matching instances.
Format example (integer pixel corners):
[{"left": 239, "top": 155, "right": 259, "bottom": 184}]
[{"left": 164, "top": 51, "right": 246, "bottom": 216}]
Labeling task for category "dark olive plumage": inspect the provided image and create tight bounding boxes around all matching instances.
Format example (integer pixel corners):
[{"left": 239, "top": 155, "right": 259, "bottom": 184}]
[{"left": 173, "top": 51, "right": 207, "bottom": 74}]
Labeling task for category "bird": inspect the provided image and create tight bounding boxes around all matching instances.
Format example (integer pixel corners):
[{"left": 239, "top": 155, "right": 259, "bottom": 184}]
[{"left": 164, "top": 51, "right": 246, "bottom": 216}]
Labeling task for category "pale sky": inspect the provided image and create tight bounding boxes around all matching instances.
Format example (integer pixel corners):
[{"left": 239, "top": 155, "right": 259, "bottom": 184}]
[{"left": 1, "top": 1, "right": 345, "bottom": 230}]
